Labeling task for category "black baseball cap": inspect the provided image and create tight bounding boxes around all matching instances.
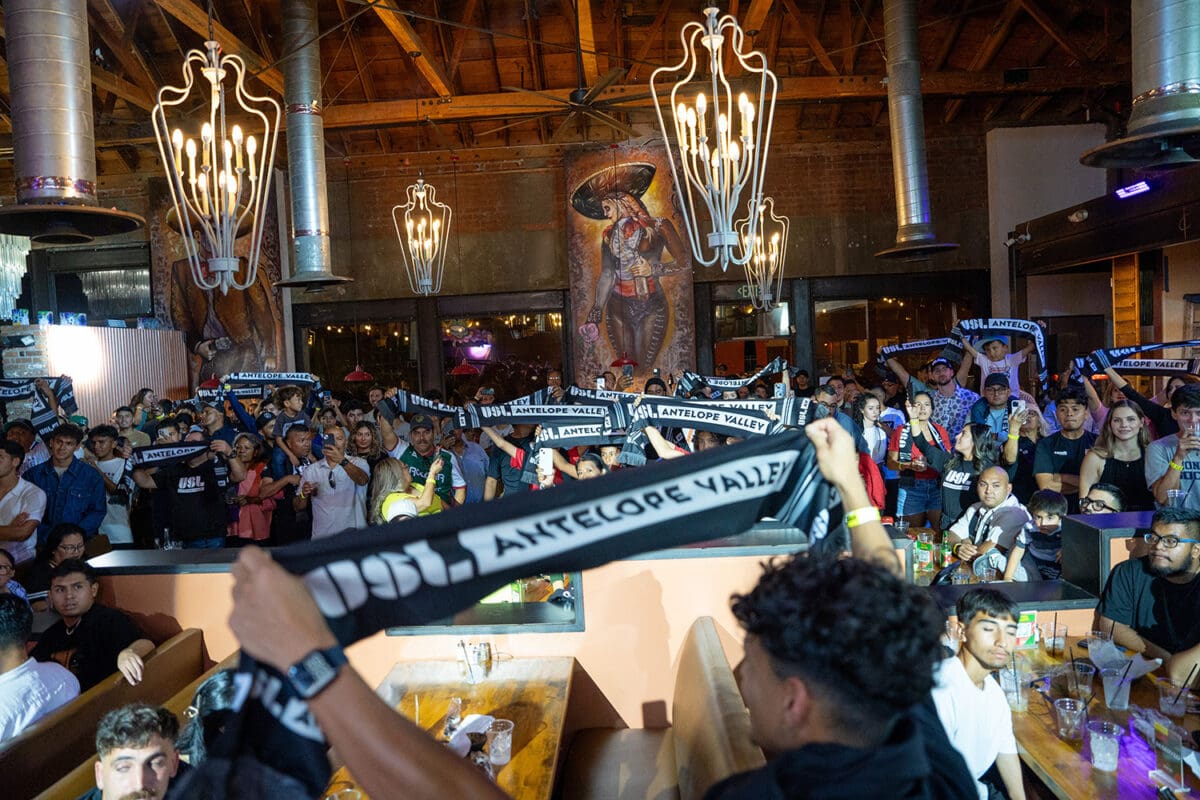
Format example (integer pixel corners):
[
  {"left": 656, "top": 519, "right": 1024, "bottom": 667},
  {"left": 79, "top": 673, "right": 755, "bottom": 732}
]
[
  {"left": 984, "top": 373, "right": 1010, "bottom": 388},
  {"left": 929, "top": 358, "right": 954, "bottom": 370},
  {"left": 410, "top": 414, "right": 435, "bottom": 431}
]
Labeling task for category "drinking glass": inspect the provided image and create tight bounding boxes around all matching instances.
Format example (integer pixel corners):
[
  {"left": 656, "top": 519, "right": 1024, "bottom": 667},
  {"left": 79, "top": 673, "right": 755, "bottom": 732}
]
[
  {"left": 892, "top": 520, "right": 911, "bottom": 538},
  {"left": 999, "top": 665, "right": 1029, "bottom": 712},
  {"left": 1043, "top": 623, "right": 1067, "bottom": 658},
  {"left": 1087, "top": 721, "right": 1121, "bottom": 772},
  {"left": 1066, "top": 662, "right": 1097, "bottom": 700},
  {"left": 1053, "top": 698, "right": 1085, "bottom": 740},
  {"left": 1168, "top": 489, "right": 1186, "bottom": 508},
  {"left": 1100, "top": 668, "right": 1131, "bottom": 711},
  {"left": 1158, "top": 680, "right": 1193, "bottom": 717},
  {"left": 950, "top": 564, "right": 971, "bottom": 585},
  {"left": 488, "top": 718, "right": 515, "bottom": 766}
]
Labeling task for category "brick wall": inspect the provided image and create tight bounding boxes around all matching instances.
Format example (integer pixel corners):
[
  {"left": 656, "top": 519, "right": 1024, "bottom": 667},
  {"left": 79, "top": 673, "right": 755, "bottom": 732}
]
[{"left": 0, "top": 324, "right": 49, "bottom": 419}]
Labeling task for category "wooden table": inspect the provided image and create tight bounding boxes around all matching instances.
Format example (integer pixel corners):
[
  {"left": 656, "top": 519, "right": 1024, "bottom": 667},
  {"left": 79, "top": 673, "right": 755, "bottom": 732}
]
[
  {"left": 326, "top": 656, "right": 575, "bottom": 800},
  {"left": 1013, "top": 640, "right": 1200, "bottom": 799}
]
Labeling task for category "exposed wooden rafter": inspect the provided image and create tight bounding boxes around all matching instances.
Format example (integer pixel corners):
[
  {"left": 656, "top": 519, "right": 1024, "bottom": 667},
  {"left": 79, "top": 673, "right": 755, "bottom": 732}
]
[
  {"left": 446, "top": 0, "right": 481, "bottom": 83},
  {"left": 88, "top": 0, "right": 160, "bottom": 100},
  {"left": 626, "top": 0, "right": 675, "bottom": 82},
  {"left": 153, "top": 0, "right": 285, "bottom": 94},
  {"left": 370, "top": 0, "right": 453, "bottom": 99},
  {"left": 743, "top": 0, "right": 775, "bottom": 36},
  {"left": 1016, "top": 0, "right": 1091, "bottom": 64},
  {"left": 780, "top": 0, "right": 839, "bottom": 77},
  {"left": 942, "top": 0, "right": 1022, "bottom": 123}
]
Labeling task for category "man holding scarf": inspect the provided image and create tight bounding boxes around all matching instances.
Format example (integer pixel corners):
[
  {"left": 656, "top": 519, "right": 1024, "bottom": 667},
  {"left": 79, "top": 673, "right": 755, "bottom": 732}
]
[
  {"left": 399, "top": 416, "right": 466, "bottom": 508},
  {"left": 880, "top": 350, "right": 978, "bottom": 437}
]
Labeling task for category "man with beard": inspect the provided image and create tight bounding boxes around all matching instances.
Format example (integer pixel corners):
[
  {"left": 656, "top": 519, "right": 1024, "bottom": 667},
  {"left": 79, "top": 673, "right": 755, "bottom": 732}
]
[
  {"left": 881, "top": 352, "right": 979, "bottom": 438},
  {"left": 80, "top": 704, "right": 182, "bottom": 800},
  {"left": 1096, "top": 507, "right": 1200, "bottom": 683},
  {"left": 399, "top": 415, "right": 465, "bottom": 507},
  {"left": 931, "top": 589, "right": 1025, "bottom": 800}
]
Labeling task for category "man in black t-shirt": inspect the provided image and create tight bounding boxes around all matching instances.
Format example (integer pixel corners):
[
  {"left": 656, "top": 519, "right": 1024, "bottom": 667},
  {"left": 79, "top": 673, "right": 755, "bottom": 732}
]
[
  {"left": 483, "top": 423, "right": 535, "bottom": 499},
  {"left": 32, "top": 560, "right": 153, "bottom": 691},
  {"left": 1033, "top": 387, "right": 1096, "bottom": 513},
  {"left": 263, "top": 423, "right": 315, "bottom": 545},
  {"left": 1096, "top": 508, "right": 1200, "bottom": 684}
]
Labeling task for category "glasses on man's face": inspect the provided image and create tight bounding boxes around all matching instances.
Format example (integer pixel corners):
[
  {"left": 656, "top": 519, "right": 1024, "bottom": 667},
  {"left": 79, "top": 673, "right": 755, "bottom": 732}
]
[
  {"left": 1143, "top": 532, "right": 1199, "bottom": 549},
  {"left": 1080, "top": 497, "right": 1115, "bottom": 513},
  {"left": 0, "top": 565, "right": 12, "bottom": 575},
  {"left": 57, "top": 542, "right": 85, "bottom": 554}
]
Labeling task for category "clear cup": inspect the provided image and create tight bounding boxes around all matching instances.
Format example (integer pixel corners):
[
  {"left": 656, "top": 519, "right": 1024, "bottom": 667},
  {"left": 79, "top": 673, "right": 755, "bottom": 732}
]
[
  {"left": 951, "top": 564, "right": 971, "bottom": 585},
  {"left": 1168, "top": 489, "right": 1186, "bottom": 508},
  {"left": 1053, "top": 698, "right": 1086, "bottom": 740},
  {"left": 1043, "top": 623, "right": 1068, "bottom": 658},
  {"left": 893, "top": 520, "right": 911, "bottom": 538},
  {"left": 1087, "top": 721, "right": 1122, "bottom": 772},
  {"left": 323, "top": 784, "right": 362, "bottom": 800},
  {"left": 999, "top": 665, "right": 1030, "bottom": 712},
  {"left": 1066, "top": 662, "right": 1097, "bottom": 700},
  {"left": 1100, "top": 668, "right": 1132, "bottom": 711},
  {"left": 487, "top": 718, "right": 514, "bottom": 766},
  {"left": 1158, "top": 680, "right": 1193, "bottom": 717}
]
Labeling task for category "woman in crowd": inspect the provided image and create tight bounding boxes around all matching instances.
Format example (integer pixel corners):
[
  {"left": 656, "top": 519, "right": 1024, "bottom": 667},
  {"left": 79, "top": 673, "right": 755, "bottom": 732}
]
[
  {"left": 1002, "top": 405, "right": 1052, "bottom": 503},
  {"left": 368, "top": 457, "right": 442, "bottom": 523},
  {"left": 22, "top": 523, "right": 87, "bottom": 595},
  {"left": 575, "top": 451, "right": 608, "bottom": 480},
  {"left": 1100, "top": 366, "right": 1177, "bottom": 438},
  {"left": 910, "top": 420, "right": 1000, "bottom": 531},
  {"left": 0, "top": 549, "right": 28, "bottom": 604},
  {"left": 852, "top": 393, "right": 890, "bottom": 476},
  {"left": 348, "top": 421, "right": 390, "bottom": 471},
  {"left": 227, "top": 433, "right": 274, "bottom": 546},
  {"left": 1078, "top": 400, "right": 1155, "bottom": 511},
  {"left": 886, "top": 391, "right": 950, "bottom": 530}
]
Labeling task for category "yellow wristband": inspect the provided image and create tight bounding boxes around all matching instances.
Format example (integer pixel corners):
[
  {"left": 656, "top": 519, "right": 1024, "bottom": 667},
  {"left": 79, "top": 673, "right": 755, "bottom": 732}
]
[
  {"left": 1169, "top": 460, "right": 1185, "bottom": 472},
  {"left": 846, "top": 507, "right": 882, "bottom": 528},
  {"left": 1007, "top": 434, "right": 1019, "bottom": 441}
]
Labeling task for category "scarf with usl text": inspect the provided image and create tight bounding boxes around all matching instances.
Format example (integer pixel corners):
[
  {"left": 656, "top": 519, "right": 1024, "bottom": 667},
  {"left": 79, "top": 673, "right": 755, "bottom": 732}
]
[
  {"left": 128, "top": 442, "right": 212, "bottom": 469},
  {"left": 619, "top": 397, "right": 779, "bottom": 466},
  {"left": 535, "top": 423, "right": 626, "bottom": 451},
  {"left": 0, "top": 377, "right": 78, "bottom": 439},
  {"left": 197, "top": 373, "right": 324, "bottom": 405},
  {"left": 675, "top": 356, "right": 787, "bottom": 397},
  {"left": 380, "top": 389, "right": 461, "bottom": 420},
  {"left": 563, "top": 386, "right": 634, "bottom": 430},
  {"left": 457, "top": 401, "right": 611, "bottom": 432},
  {"left": 876, "top": 338, "right": 952, "bottom": 369},
  {"left": 1080, "top": 340, "right": 1200, "bottom": 375},
  {"left": 942, "top": 319, "right": 1048, "bottom": 391},
  {"left": 174, "top": 430, "right": 843, "bottom": 799}
]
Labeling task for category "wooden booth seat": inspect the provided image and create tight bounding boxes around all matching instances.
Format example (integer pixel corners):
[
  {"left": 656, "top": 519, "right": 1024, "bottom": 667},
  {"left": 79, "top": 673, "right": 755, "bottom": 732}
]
[
  {"left": 1, "top": 628, "right": 207, "bottom": 799},
  {"left": 36, "top": 650, "right": 241, "bottom": 800},
  {"left": 562, "top": 617, "right": 765, "bottom": 800}
]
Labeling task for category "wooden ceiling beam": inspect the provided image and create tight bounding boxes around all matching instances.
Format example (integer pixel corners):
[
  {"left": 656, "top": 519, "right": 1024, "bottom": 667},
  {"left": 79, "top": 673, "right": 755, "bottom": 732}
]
[
  {"left": 626, "top": 0, "right": 675, "bottom": 82},
  {"left": 446, "top": 0, "right": 481, "bottom": 83},
  {"left": 743, "top": 0, "right": 775, "bottom": 36},
  {"left": 334, "top": 0, "right": 378, "bottom": 102},
  {"left": 1016, "top": 0, "right": 1090, "bottom": 64},
  {"left": 780, "top": 0, "right": 839, "bottom": 77},
  {"left": 237, "top": 0, "right": 276, "bottom": 63},
  {"left": 371, "top": 0, "right": 453, "bottom": 99},
  {"left": 574, "top": 0, "right": 600, "bottom": 85},
  {"left": 931, "top": 0, "right": 971, "bottom": 72},
  {"left": 942, "top": 0, "right": 1021, "bottom": 123},
  {"left": 88, "top": 0, "right": 160, "bottom": 100},
  {"left": 91, "top": 64, "right": 156, "bottom": 111},
  {"left": 153, "top": 0, "right": 284, "bottom": 94}
]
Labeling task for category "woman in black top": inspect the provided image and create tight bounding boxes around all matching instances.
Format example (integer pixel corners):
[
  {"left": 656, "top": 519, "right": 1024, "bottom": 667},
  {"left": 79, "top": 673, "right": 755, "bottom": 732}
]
[
  {"left": 912, "top": 420, "right": 1001, "bottom": 531},
  {"left": 1002, "top": 406, "right": 1051, "bottom": 503},
  {"left": 1078, "top": 400, "right": 1155, "bottom": 511},
  {"left": 1101, "top": 366, "right": 1182, "bottom": 439}
]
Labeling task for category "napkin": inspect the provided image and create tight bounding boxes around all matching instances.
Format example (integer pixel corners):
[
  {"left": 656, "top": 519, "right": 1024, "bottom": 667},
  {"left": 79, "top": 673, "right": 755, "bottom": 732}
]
[
  {"left": 447, "top": 714, "right": 495, "bottom": 758},
  {"left": 1087, "top": 639, "right": 1161, "bottom": 680}
]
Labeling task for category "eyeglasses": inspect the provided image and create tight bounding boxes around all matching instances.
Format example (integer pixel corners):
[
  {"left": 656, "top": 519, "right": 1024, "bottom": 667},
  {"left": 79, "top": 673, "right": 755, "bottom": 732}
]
[
  {"left": 56, "top": 542, "right": 85, "bottom": 554},
  {"left": 0, "top": 565, "right": 12, "bottom": 575},
  {"left": 1143, "top": 532, "right": 1199, "bottom": 549},
  {"left": 1080, "top": 497, "right": 1116, "bottom": 513}
]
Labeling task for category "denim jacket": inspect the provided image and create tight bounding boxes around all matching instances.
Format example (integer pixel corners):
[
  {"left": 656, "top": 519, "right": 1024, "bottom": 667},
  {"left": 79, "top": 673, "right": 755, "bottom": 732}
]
[{"left": 27, "top": 458, "right": 108, "bottom": 544}]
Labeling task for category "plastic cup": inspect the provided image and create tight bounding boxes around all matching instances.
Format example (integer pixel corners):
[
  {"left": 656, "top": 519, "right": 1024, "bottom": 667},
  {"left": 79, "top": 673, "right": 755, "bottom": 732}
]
[
  {"left": 1158, "top": 680, "right": 1193, "bottom": 717},
  {"left": 951, "top": 565, "right": 971, "bottom": 585},
  {"left": 1067, "top": 662, "right": 1097, "bottom": 700},
  {"left": 1100, "top": 668, "right": 1132, "bottom": 711},
  {"left": 1054, "top": 698, "right": 1086, "bottom": 740},
  {"left": 487, "top": 718, "right": 514, "bottom": 766},
  {"left": 893, "top": 520, "right": 911, "bottom": 538},
  {"left": 1168, "top": 489, "right": 1186, "bottom": 508},
  {"left": 1087, "top": 721, "right": 1122, "bottom": 772},
  {"left": 1043, "top": 623, "right": 1068, "bottom": 658},
  {"left": 999, "top": 666, "right": 1030, "bottom": 712}
]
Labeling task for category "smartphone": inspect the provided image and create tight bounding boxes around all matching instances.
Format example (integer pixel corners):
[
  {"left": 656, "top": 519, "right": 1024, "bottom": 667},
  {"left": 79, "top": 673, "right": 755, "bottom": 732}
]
[
  {"left": 773, "top": 382, "right": 786, "bottom": 399},
  {"left": 537, "top": 447, "right": 554, "bottom": 474},
  {"left": 1009, "top": 398, "right": 1026, "bottom": 416},
  {"left": 622, "top": 364, "right": 634, "bottom": 379},
  {"left": 596, "top": 377, "right": 605, "bottom": 390}
]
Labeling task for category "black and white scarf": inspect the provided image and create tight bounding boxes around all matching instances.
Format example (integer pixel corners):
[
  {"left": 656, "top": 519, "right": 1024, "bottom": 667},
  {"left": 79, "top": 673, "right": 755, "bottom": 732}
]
[
  {"left": 674, "top": 356, "right": 787, "bottom": 397},
  {"left": 535, "top": 423, "right": 626, "bottom": 451},
  {"left": 127, "top": 443, "right": 231, "bottom": 490},
  {"left": 0, "top": 377, "right": 78, "bottom": 439},
  {"left": 381, "top": 390, "right": 461, "bottom": 420},
  {"left": 197, "top": 373, "right": 324, "bottom": 405},
  {"left": 175, "top": 430, "right": 843, "bottom": 799},
  {"left": 457, "top": 401, "right": 611, "bottom": 432},
  {"left": 943, "top": 318, "right": 1048, "bottom": 390},
  {"left": 1081, "top": 340, "right": 1200, "bottom": 374},
  {"left": 620, "top": 397, "right": 778, "bottom": 466},
  {"left": 875, "top": 338, "right": 952, "bottom": 369}
]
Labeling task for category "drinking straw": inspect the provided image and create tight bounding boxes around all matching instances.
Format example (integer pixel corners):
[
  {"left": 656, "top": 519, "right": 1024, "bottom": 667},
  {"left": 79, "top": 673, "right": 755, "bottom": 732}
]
[
  {"left": 459, "top": 639, "right": 475, "bottom": 683},
  {"left": 1119, "top": 658, "right": 1134, "bottom": 686},
  {"left": 1172, "top": 663, "right": 1198, "bottom": 706},
  {"left": 415, "top": 694, "right": 420, "bottom": 727},
  {"left": 1109, "top": 618, "right": 1116, "bottom": 639},
  {"left": 1069, "top": 645, "right": 1082, "bottom": 699}
]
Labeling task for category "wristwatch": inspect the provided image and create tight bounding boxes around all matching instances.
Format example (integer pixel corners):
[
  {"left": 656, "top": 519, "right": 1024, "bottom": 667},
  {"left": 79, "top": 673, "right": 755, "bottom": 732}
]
[{"left": 286, "top": 646, "right": 347, "bottom": 699}]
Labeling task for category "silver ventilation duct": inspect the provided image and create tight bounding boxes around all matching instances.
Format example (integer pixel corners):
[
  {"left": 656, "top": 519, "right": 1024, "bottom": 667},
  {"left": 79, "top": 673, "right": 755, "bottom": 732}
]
[
  {"left": 1081, "top": 0, "right": 1200, "bottom": 169},
  {"left": 876, "top": 0, "right": 957, "bottom": 259},
  {"left": 0, "top": 0, "right": 142, "bottom": 243},
  {"left": 276, "top": 0, "right": 350, "bottom": 291}
]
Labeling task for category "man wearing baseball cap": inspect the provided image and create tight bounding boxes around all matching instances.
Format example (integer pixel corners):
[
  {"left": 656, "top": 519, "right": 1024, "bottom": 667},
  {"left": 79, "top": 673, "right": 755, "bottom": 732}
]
[
  {"left": 969, "top": 373, "right": 1019, "bottom": 442},
  {"left": 398, "top": 415, "right": 466, "bottom": 508},
  {"left": 879, "top": 348, "right": 980, "bottom": 438}
]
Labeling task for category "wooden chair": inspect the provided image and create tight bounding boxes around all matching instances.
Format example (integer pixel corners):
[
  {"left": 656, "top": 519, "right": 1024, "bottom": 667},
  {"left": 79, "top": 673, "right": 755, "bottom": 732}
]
[
  {"left": 35, "top": 650, "right": 240, "bottom": 800},
  {"left": 0, "top": 628, "right": 206, "bottom": 799}
]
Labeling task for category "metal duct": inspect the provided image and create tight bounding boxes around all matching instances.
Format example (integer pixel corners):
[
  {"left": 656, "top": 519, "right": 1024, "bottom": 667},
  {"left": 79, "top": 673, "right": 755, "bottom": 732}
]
[
  {"left": 276, "top": 0, "right": 350, "bottom": 291},
  {"left": 1081, "top": 0, "right": 1200, "bottom": 169},
  {"left": 876, "top": 0, "right": 957, "bottom": 259},
  {"left": 0, "top": 0, "right": 142, "bottom": 243}
]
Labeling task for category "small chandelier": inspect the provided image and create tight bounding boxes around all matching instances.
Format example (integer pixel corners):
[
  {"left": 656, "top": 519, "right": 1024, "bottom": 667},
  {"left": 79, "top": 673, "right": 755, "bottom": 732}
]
[
  {"left": 736, "top": 196, "right": 788, "bottom": 310},
  {"left": 650, "top": 7, "right": 778, "bottom": 273},
  {"left": 392, "top": 172, "right": 453, "bottom": 296},
  {"left": 152, "top": 38, "right": 281, "bottom": 295},
  {"left": 0, "top": 235, "right": 29, "bottom": 321}
]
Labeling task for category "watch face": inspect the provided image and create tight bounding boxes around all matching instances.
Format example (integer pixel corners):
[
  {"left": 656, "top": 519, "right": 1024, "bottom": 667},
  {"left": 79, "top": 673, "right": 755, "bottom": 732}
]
[{"left": 290, "top": 650, "right": 338, "bottom": 698}]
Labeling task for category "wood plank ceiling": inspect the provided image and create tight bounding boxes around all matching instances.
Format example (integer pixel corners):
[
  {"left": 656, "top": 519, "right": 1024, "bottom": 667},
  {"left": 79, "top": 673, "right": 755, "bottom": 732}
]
[{"left": 0, "top": 0, "right": 1133, "bottom": 178}]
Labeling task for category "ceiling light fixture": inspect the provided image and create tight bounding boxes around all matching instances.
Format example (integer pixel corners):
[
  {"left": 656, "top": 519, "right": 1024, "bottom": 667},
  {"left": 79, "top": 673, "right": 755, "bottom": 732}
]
[{"left": 736, "top": 196, "right": 787, "bottom": 310}]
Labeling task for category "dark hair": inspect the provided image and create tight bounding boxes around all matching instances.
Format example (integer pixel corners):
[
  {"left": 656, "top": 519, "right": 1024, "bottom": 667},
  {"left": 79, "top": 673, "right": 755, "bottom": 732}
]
[
  {"left": 850, "top": 392, "right": 881, "bottom": 428},
  {"left": 1057, "top": 386, "right": 1089, "bottom": 408},
  {"left": 955, "top": 587, "right": 1019, "bottom": 627},
  {"left": 947, "top": 422, "right": 998, "bottom": 476},
  {"left": 88, "top": 424, "right": 119, "bottom": 441},
  {"left": 50, "top": 558, "right": 96, "bottom": 584},
  {"left": 176, "top": 670, "right": 237, "bottom": 765},
  {"left": 130, "top": 388, "right": 155, "bottom": 408},
  {"left": 3, "top": 418, "right": 35, "bottom": 435},
  {"left": 1027, "top": 489, "right": 1069, "bottom": 518},
  {"left": 274, "top": 385, "right": 305, "bottom": 406},
  {"left": 0, "top": 439, "right": 24, "bottom": 465},
  {"left": 1084, "top": 483, "right": 1126, "bottom": 512},
  {"left": 40, "top": 523, "right": 86, "bottom": 564},
  {"left": 48, "top": 423, "right": 84, "bottom": 444},
  {"left": 731, "top": 556, "right": 943, "bottom": 743},
  {"left": 284, "top": 422, "right": 311, "bottom": 439},
  {"left": 577, "top": 452, "right": 607, "bottom": 474},
  {"left": 0, "top": 548, "right": 14, "bottom": 571},
  {"left": 0, "top": 593, "right": 31, "bottom": 650},
  {"left": 1152, "top": 507, "right": 1200, "bottom": 536},
  {"left": 1171, "top": 384, "right": 1200, "bottom": 411},
  {"left": 114, "top": 405, "right": 135, "bottom": 416},
  {"left": 96, "top": 704, "right": 179, "bottom": 759}
]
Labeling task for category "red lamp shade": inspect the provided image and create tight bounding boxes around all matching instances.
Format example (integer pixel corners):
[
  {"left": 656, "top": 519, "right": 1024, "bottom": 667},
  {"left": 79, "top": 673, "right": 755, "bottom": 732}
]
[
  {"left": 449, "top": 358, "right": 480, "bottom": 376},
  {"left": 610, "top": 353, "right": 638, "bottom": 369},
  {"left": 343, "top": 365, "right": 375, "bottom": 383},
  {"left": 199, "top": 377, "right": 221, "bottom": 389}
]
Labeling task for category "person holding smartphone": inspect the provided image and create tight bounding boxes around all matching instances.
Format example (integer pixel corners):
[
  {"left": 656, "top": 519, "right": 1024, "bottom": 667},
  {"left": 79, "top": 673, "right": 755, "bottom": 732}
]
[{"left": 967, "top": 373, "right": 1020, "bottom": 443}]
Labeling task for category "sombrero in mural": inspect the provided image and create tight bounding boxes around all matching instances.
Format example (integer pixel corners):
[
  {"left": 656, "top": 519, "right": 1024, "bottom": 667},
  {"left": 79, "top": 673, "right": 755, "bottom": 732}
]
[{"left": 570, "top": 162, "right": 656, "bottom": 220}]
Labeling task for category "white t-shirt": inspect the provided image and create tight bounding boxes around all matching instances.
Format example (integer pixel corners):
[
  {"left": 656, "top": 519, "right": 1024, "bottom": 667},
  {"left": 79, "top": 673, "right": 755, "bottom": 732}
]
[
  {"left": 930, "top": 656, "right": 1018, "bottom": 800},
  {"left": 94, "top": 457, "right": 132, "bottom": 544},
  {"left": 977, "top": 351, "right": 1026, "bottom": 394},
  {"left": 0, "top": 657, "right": 79, "bottom": 741},
  {"left": 301, "top": 457, "right": 370, "bottom": 539},
  {"left": 0, "top": 479, "right": 47, "bottom": 564}
]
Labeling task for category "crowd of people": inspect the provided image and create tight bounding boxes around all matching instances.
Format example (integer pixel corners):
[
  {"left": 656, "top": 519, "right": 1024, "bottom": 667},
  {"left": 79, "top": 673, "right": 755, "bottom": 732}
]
[{"left": 2, "top": 330, "right": 1200, "bottom": 799}]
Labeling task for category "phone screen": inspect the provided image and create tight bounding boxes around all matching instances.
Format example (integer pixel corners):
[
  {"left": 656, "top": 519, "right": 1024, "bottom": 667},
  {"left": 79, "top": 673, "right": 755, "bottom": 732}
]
[
  {"left": 596, "top": 377, "right": 605, "bottom": 390},
  {"left": 622, "top": 364, "right": 634, "bottom": 379}
]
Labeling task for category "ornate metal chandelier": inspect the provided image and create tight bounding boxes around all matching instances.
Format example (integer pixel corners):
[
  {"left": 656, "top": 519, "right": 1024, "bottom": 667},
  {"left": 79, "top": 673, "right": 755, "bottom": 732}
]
[
  {"left": 736, "top": 196, "right": 788, "bottom": 310},
  {"left": 152, "top": 37, "right": 281, "bottom": 295},
  {"left": 0, "top": 235, "right": 30, "bottom": 321},
  {"left": 650, "top": 7, "right": 778, "bottom": 272},
  {"left": 392, "top": 173, "right": 453, "bottom": 296}
]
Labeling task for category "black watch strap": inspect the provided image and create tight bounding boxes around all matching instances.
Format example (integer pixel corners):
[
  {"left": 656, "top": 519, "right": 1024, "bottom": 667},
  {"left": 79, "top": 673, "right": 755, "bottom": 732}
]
[{"left": 286, "top": 646, "right": 348, "bottom": 699}]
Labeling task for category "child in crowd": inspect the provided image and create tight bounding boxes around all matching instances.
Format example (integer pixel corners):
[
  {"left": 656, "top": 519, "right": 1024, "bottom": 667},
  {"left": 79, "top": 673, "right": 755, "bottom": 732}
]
[
  {"left": 962, "top": 335, "right": 1036, "bottom": 396},
  {"left": 1003, "top": 489, "right": 1067, "bottom": 581}
]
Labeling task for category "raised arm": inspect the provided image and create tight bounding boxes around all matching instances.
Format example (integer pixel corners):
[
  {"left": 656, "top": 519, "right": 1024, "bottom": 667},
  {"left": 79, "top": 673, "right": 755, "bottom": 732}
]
[
  {"left": 481, "top": 427, "right": 518, "bottom": 458},
  {"left": 644, "top": 424, "right": 685, "bottom": 460}
]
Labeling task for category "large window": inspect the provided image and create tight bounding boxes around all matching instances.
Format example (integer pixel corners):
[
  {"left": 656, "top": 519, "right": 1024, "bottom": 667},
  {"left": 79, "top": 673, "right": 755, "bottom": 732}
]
[
  {"left": 815, "top": 295, "right": 975, "bottom": 377},
  {"left": 711, "top": 283, "right": 792, "bottom": 373},
  {"left": 441, "top": 312, "right": 564, "bottom": 402},
  {"left": 305, "top": 320, "right": 418, "bottom": 391}
]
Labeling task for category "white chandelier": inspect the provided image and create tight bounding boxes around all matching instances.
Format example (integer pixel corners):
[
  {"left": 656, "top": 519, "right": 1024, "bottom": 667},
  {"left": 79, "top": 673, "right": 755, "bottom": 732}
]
[
  {"left": 736, "top": 196, "right": 788, "bottom": 310},
  {"left": 650, "top": 7, "right": 778, "bottom": 273},
  {"left": 152, "top": 40, "right": 280, "bottom": 295},
  {"left": 392, "top": 174, "right": 453, "bottom": 296},
  {"left": 0, "top": 235, "right": 30, "bottom": 321}
]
